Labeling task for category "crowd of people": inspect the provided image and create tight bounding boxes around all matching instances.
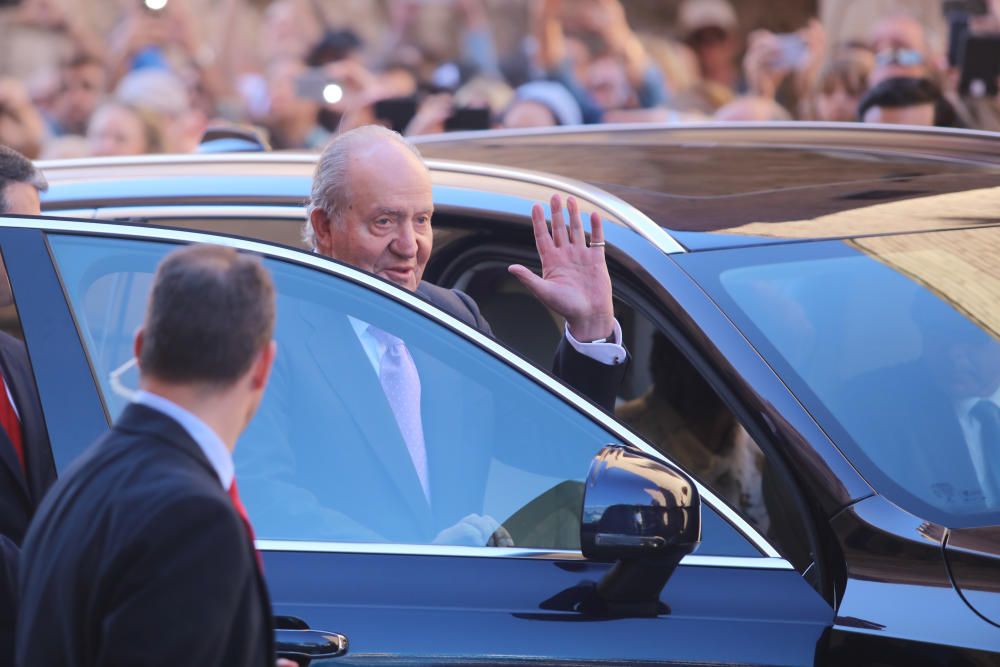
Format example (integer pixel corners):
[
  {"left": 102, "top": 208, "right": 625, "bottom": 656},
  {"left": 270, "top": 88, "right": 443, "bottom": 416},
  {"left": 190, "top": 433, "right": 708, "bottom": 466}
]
[{"left": 0, "top": 0, "right": 999, "bottom": 162}]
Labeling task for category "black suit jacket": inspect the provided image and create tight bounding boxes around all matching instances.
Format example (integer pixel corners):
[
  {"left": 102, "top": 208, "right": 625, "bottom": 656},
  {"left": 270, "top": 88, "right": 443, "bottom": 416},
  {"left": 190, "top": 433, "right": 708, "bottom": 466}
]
[
  {"left": 17, "top": 403, "right": 274, "bottom": 667},
  {"left": 415, "top": 282, "right": 627, "bottom": 411},
  {"left": 0, "top": 331, "right": 54, "bottom": 662}
]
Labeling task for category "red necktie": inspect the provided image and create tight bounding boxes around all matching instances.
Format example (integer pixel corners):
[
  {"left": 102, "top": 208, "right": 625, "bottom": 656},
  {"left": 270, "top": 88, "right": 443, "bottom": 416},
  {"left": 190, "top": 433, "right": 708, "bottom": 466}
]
[
  {"left": 0, "top": 378, "right": 24, "bottom": 472},
  {"left": 228, "top": 478, "right": 263, "bottom": 570}
]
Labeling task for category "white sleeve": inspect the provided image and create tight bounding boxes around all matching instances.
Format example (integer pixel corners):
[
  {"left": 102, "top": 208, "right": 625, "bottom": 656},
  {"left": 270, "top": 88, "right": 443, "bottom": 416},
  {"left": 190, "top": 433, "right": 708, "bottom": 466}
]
[{"left": 564, "top": 319, "right": 627, "bottom": 366}]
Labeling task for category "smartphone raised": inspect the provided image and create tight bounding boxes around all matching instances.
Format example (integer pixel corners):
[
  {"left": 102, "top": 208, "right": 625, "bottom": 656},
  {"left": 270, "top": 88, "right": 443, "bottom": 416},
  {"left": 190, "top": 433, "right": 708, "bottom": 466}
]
[
  {"left": 773, "top": 33, "right": 808, "bottom": 70},
  {"left": 958, "top": 33, "right": 1000, "bottom": 97},
  {"left": 443, "top": 107, "right": 491, "bottom": 132}
]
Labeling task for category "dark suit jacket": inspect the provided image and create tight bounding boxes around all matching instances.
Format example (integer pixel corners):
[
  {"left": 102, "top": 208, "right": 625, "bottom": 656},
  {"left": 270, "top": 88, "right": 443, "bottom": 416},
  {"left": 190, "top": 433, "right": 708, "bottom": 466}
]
[
  {"left": 0, "top": 331, "right": 54, "bottom": 662},
  {"left": 238, "top": 282, "right": 627, "bottom": 545},
  {"left": 17, "top": 403, "right": 274, "bottom": 667},
  {"left": 415, "top": 282, "right": 627, "bottom": 411}
]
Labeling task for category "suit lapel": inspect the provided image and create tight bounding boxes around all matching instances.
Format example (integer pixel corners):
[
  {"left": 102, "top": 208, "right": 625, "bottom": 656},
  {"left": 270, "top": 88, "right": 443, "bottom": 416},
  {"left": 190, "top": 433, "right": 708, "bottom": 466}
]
[{"left": 300, "top": 302, "right": 432, "bottom": 531}]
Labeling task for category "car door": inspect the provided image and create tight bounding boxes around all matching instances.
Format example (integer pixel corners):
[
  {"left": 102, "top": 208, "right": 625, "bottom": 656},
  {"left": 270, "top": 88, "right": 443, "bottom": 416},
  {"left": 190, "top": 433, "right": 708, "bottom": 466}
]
[{"left": 6, "top": 217, "right": 832, "bottom": 666}]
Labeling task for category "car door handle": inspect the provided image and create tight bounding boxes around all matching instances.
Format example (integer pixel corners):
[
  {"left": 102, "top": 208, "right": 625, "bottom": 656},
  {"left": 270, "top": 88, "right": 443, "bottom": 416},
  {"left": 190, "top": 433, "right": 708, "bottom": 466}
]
[{"left": 275, "top": 628, "right": 349, "bottom": 660}]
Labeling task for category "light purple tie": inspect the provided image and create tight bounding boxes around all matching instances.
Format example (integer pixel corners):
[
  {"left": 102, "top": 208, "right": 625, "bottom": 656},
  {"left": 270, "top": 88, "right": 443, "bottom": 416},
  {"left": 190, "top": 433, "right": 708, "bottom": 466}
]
[{"left": 369, "top": 326, "right": 430, "bottom": 501}]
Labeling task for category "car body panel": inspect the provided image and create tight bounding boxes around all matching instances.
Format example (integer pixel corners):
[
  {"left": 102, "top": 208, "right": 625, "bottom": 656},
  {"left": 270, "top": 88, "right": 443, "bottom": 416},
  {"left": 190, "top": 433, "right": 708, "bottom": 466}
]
[
  {"left": 829, "top": 495, "right": 1000, "bottom": 662},
  {"left": 0, "top": 215, "right": 836, "bottom": 665},
  {"left": 25, "top": 124, "right": 1000, "bottom": 659},
  {"left": 946, "top": 526, "right": 1000, "bottom": 627},
  {"left": 262, "top": 548, "right": 829, "bottom": 666}
]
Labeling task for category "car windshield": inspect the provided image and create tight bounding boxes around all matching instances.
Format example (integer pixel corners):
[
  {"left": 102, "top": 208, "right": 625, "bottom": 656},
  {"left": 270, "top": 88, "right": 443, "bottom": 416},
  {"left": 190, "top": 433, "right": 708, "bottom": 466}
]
[{"left": 680, "top": 226, "right": 1000, "bottom": 528}]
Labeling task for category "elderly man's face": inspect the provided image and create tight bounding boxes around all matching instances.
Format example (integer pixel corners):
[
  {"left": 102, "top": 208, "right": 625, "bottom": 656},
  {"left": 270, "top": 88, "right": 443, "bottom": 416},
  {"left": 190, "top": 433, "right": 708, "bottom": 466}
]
[{"left": 313, "top": 140, "right": 433, "bottom": 292}]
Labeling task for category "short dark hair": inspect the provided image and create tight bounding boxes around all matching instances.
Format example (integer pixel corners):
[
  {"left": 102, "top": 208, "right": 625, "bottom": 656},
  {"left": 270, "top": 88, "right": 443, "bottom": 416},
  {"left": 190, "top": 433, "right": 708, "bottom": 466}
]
[
  {"left": 140, "top": 245, "right": 275, "bottom": 387},
  {"left": 857, "top": 76, "right": 965, "bottom": 128},
  {"left": 0, "top": 145, "right": 48, "bottom": 214}
]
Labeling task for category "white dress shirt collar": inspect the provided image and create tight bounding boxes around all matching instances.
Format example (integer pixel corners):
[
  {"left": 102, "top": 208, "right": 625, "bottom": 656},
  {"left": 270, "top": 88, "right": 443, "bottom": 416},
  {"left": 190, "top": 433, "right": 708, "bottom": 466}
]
[{"left": 132, "top": 390, "right": 234, "bottom": 491}]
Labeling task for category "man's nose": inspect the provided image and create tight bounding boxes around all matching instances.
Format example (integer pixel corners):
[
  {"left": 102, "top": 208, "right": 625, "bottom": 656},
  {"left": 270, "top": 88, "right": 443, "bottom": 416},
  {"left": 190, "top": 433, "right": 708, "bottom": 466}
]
[{"left": 390, "top": 220, "right": 418, "bottom": 257}]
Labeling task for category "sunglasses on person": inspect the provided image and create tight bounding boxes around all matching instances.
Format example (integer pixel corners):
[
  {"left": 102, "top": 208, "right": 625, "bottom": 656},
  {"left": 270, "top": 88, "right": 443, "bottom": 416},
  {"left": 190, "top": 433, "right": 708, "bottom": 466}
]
[{"left": 874, "top": 48, "right": 925, "bottom": 67}]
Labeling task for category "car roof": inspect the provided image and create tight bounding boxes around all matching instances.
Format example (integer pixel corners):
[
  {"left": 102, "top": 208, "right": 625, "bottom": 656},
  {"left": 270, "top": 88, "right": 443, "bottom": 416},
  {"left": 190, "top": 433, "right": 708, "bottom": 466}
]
[
  {"left": 416, "top": 123, "right": 1000, "bottom": 249},
  {"left": 39, "top": 123, "right": 1000, "bottom": 251}
]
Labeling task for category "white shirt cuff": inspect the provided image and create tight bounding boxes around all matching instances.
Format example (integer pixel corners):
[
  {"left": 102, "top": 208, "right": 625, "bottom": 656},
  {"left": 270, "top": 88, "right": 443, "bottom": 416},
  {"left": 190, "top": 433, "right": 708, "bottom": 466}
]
[{"left": 564, "top": 319, "right": 627, "bottom": 366}]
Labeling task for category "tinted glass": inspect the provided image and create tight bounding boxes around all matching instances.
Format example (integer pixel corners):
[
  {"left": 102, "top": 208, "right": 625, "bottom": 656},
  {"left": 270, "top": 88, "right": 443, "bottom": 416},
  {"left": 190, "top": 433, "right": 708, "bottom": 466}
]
[
  {"left": 681, "top": 228, "right": 1000, "bottom": 527},
  {"left": 50, "top": 234, "right": 759, "bottom": 556},
  {"left": 455, "top": 260, "right": 800, "bottom": 562}
]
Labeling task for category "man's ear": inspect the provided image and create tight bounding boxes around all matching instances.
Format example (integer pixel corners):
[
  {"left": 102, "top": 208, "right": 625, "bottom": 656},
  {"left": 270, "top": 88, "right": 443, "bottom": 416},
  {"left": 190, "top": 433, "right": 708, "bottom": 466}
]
[
  {"left": 133, "top": 327, "right": 145, "bottom": 365},
  {"left": 250, "top": 340, "right": 277, "bottom": 392},
  {"left": 310, "top": 208, "right": 333, "bottom": 255}
]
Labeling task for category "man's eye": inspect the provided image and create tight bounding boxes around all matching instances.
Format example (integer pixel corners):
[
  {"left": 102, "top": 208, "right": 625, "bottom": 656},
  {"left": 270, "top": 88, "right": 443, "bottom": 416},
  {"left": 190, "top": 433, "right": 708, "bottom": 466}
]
[
  {"left": 416, "top": 216, "right": 431, "bottom": 225},
  {"left": 374, "top": 218, "right": 392, "bottom": 227}
]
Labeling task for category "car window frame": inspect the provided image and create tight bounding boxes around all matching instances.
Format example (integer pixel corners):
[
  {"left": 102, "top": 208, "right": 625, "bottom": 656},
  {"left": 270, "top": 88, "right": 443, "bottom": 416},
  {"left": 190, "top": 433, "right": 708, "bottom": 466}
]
[{"left": 33, "top": 216, "right": 789, "bottom": 572}]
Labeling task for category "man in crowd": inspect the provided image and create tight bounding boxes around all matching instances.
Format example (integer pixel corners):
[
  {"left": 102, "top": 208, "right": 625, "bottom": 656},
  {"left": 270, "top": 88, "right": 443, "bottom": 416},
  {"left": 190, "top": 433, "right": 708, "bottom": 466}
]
[
  {"left": 43, "top": 52, "right": 106, "bottom": 137},
  {"left": 0, "top": 145, "right": 55, "bottom": 665},
  {"left": 306, "top": 124, "right": 628, "bottom": 411},
  {"left": 17, "top": 244, "right": 284, "bottom": 666}
]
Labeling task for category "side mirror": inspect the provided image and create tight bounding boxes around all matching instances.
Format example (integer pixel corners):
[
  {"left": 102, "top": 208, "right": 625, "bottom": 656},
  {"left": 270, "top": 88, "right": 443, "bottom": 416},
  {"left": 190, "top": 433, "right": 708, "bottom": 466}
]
[{"left": 580, "top": 444, "right": 701, "bottom": 616}]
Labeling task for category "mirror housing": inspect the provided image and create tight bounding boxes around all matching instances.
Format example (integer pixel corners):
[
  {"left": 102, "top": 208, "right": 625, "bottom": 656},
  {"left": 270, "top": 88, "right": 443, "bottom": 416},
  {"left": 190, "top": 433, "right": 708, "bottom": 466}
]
[{"left": 580, "top": 444, "right": 701, "bottom": 616}]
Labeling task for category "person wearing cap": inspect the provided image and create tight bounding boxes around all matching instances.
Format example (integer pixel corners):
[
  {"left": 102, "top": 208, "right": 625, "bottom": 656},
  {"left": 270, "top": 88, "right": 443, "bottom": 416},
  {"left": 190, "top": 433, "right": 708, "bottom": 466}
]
[
  {"left": 501, "top": 80, "right": 583, "bottom": 128},
  {"left": 678, "top": 0, "right": 741, "bottom": 91}
]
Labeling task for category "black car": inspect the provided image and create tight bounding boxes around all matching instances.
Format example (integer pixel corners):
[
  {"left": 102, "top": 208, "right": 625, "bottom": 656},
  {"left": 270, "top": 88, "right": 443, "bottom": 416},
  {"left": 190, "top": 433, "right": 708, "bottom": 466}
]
[{"left": 25, "top": 123, "right": 1000, "bottom": 664}]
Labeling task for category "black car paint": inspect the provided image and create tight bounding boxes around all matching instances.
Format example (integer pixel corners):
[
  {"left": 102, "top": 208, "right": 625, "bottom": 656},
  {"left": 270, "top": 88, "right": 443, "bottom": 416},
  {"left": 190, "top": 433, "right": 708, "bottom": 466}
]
[{"left": 26, "top": 125, "right": 1000, "bottom": 662}]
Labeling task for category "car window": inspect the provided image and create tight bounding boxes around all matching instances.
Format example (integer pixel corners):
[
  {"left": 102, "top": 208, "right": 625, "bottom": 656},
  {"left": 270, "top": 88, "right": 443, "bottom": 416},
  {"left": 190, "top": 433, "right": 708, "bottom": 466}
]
[
  {"left": 48, "top": 233, "right": 759, "bottom": 556},
  {"left": 680, "top": 228, "right": 1000, "bottom": 528},
  {"left": 455, "top": 261, "right": 807, "bottom": 561}
]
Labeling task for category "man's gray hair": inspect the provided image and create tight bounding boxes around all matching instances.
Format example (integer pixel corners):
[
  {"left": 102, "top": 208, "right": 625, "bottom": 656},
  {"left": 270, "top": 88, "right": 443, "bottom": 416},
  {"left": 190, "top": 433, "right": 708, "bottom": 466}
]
[
  {"left": 304, "top": 125, "right": 425, "bottom": 248},
  {"left": 0, "top": 145, "right": 48, "bottom": 214}
]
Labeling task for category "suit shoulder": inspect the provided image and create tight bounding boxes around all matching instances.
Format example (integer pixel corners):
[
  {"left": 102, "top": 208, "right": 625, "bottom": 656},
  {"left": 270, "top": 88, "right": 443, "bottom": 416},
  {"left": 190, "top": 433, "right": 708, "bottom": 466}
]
[{"left": 416, "top": 282, "right": 490, "bottom": 333}]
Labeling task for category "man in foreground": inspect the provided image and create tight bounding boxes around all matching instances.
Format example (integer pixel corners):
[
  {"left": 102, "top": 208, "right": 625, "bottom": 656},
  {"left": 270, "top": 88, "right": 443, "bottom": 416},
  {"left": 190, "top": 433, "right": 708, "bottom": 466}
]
[
  {"left": 17, "top": 244, "right": 281, "bottom": 666},
  {"left": 0, "top": 145, "right": 55, "bottom": 664}
]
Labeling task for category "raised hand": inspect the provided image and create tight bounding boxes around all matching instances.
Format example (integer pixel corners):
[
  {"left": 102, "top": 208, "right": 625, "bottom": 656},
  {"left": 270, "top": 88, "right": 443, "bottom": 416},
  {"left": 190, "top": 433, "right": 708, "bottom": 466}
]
[{"left": 509, "top": 194, "right": 615, "bottom": 342}]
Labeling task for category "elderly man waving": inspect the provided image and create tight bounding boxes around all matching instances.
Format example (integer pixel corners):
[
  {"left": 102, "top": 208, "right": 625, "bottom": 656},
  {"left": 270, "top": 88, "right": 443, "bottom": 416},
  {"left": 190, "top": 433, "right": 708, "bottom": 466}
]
[{"left": 306, "top": 124, "right": 628, "bottom": 410}]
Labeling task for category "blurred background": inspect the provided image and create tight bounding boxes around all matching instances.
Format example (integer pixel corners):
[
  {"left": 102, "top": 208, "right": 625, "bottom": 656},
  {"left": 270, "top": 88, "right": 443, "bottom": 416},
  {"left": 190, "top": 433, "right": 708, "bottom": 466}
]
[{"left": 0, "top": 0, "right": 998, "bottom": 160}]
